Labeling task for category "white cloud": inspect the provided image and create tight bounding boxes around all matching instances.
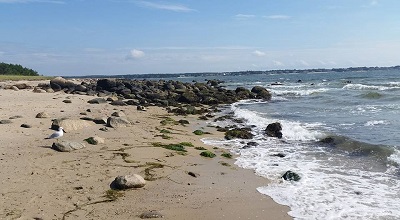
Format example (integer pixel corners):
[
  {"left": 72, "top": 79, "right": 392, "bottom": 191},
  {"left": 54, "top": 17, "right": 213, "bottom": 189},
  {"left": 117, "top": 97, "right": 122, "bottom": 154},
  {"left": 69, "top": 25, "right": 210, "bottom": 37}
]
[
  {"left": 299, "top": 60, "right": 310, "bottom": 66},
  {"left": 234, "top": 14, "right": 256, "bottom": 20},
  {"left": 264, "top": 15, "right": 291, "bottom": 20},
  {"left": 273, "top": 60, "right": 284, "bottom": 66},
  {"left": 126, "top": 49, "right": 145, "bottom": 60},
  {"left": 253, "top": 50, "right": 266, "bottom": 57},
  {"left": 0, "top": 0, "right": 64, "bottom": 3},
  {"left": 136, "top": 1, "right": 194, "bottom": 12}
]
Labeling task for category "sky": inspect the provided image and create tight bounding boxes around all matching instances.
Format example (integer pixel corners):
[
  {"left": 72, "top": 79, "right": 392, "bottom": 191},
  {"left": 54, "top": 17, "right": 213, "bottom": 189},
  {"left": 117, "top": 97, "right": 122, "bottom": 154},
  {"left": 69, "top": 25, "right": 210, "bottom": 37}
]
[{"left": 1, "top": 0, "right": 400, "bottom": 76}]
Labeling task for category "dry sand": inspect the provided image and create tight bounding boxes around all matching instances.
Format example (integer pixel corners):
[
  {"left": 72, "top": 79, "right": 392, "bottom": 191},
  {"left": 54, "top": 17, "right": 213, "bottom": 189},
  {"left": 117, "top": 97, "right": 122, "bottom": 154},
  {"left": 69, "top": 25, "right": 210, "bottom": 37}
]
[{"left": 0, "top": 80, "right": 292, "bottom": 220}]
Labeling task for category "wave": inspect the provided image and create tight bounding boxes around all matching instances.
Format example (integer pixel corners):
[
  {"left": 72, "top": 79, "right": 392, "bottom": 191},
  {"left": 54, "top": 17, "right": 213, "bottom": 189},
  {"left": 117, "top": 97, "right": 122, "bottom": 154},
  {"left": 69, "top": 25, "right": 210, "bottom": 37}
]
[
  {"left": 364, "top": 120, "right": 389, "bottom": 126},
  {"left": 270, "top": 88, "right": 329, "bottom": 96},
  {"left": 359, "top": 91, "right": 383, "bottom": 99},
  {"left": 343, "top": 83, "right": 400, "bottom": 91}
]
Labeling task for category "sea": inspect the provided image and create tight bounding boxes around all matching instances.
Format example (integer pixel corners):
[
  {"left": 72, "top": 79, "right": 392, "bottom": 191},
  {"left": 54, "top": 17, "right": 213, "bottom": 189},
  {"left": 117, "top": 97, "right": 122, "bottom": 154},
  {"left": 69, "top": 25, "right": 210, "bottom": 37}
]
[{"left": 157, "top": 69, "right": 400, "bottom": 220}]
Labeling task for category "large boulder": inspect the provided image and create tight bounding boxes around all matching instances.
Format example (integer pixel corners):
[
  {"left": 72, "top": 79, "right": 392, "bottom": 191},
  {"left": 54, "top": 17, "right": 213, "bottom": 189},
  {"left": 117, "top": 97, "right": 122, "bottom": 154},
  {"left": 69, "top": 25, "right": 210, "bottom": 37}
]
[
  {"left": 50, "top": 77, "right": 78, "bottom": 92},
  {"left": 107, "top": 116, "right": 132, "bottom": 128},
  {"left": 282, "top": 171, "right": 301, "bottom": 182},
  {"left": 51, "top": 119, "right": 94, "bottom": 132},
  {"left": 96, "top": 79, "right": 117, "bottom": 91},
  {"left": 224, "top": 128, "right": 254, "bottom": 140},
  {"left": 251, "top": 86, "right": 272, "bottom": 100},
  {"left": 52, "top": 140, "right": 86, "bottom": 152},
  {"left": 111, "top": 174, "right": 146, "bottom": 189},
  {"left": 265, "top": 122, "right": 283, "bottom": 139}
]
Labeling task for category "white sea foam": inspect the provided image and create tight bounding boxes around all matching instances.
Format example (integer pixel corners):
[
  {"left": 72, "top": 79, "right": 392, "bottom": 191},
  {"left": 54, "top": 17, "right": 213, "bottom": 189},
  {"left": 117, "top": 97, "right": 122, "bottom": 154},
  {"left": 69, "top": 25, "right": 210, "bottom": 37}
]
[
  {"left": 364, "top": 120, "right": 389, "bottom": 126},
  {"left": 270, "top": 88, "right": 329, "bottom": 96},
  {"left": 343, "top": 83, "right": 399, "bottom": 91},
  {"left": 202, "top": 100, "right": 400, "bottom": 220}
]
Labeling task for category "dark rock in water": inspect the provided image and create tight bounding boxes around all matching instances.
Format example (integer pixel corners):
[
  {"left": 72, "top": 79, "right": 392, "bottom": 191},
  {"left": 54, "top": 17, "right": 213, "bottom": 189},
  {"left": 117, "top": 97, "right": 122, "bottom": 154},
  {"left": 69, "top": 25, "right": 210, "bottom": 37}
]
[
  {"left": 251, "top": 86, "right": 272, "bottom": 100},
  {"left": 52, "top": 140, "right": 86, "bottom": 152},
  {"left": 88, "top": 98, "right": 107, "bottom": 104},
  {"left": 282, "top": 171, "right": 301, "bottom": 181},
  {"left": 20, "top": 124, "right": 32, "bottom": 128},
  {"left": 271, "top": 153, "right": 286, "bottom": 158},
  {"left": 247, "top": 141, "right": 259, "bottom": 146},
  {"left": 320, "top": 137, "right": 335, "bottom": 144},
  {"left": 265, "top": 122, "right": 283, "bottom": 139},
  {"left": 140, "top": 210, "right": 164, "bottom": 219},
  {"left": 225, "top": 128, "right": 254, "bottom": 140}
]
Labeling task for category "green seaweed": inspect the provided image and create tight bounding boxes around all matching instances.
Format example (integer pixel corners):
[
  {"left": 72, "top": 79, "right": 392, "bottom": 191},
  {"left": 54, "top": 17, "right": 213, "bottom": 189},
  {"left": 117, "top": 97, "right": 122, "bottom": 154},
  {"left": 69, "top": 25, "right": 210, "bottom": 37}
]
[
  {"left": 200, "top": 151, "right": 216, "bottom": 158},
  {"left": 193, "top": 130, "right": 204, "bottom": 135},
  {"left": 221, "top": 153, "right": 232, "bottom": 158},
  {"left": 194, "top": 146, "right": 207, "bottom": 150}
]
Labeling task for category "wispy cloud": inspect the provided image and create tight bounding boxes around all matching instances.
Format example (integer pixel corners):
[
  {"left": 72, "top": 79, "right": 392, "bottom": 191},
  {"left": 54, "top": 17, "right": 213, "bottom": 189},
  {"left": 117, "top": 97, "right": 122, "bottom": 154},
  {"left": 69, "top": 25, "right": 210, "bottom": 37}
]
[
  {"left": 234, "top": 14, "right": 256, "bottom": 20},
  {"left": 264, "top": 15, "right": 291, "bottom": 20},
  {"left": 136, "top": 1, "right": 194, "bottom": 12},
  {"left": 0, "top": 0, "right": 64, "bottom": 3},
  {"left": 126, "top": 49, "right": 145, "bottom": 60},
  {"left": 253, "top": 50, "right": 266, "bottom": 57}
]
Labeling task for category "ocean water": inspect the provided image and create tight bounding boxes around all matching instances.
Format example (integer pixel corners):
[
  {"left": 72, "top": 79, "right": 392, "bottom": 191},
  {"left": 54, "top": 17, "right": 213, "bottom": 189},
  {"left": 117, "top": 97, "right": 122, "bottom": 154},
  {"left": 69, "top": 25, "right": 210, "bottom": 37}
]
[{"left": 196, "top": 70, "right": 400, "bottom": 220}]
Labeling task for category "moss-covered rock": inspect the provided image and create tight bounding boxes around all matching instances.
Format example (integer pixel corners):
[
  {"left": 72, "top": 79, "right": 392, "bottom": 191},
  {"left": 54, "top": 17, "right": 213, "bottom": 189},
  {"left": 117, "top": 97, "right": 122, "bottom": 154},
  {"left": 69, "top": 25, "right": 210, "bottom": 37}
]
[
  {"left": 224, "top": 128, "right": 254, "bottom": 140},
  {"left": 200, "top": 151, "right": 216, "bottom": 158}
]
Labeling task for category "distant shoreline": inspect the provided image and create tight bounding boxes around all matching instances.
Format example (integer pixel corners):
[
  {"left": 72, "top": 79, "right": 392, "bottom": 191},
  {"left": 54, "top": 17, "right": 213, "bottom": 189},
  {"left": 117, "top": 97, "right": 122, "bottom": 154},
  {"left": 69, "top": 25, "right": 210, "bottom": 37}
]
[{"left": 68, "top": 65, "right": 400, "bottom": 79}]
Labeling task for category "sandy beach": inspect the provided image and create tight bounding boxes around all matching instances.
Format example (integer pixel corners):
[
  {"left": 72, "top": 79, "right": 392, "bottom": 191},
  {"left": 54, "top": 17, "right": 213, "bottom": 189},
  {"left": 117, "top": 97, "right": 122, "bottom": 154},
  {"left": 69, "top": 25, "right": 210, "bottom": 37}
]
[{"left": 0, "top": 80, "right": 291, "bottom": 220}]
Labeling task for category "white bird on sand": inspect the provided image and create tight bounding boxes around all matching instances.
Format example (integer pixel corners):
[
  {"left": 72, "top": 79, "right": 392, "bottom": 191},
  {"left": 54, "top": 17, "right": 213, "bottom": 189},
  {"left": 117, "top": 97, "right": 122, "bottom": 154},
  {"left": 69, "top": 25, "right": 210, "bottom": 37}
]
[{"left": 45, "top": 127, "right": 66, "bottom": 139}]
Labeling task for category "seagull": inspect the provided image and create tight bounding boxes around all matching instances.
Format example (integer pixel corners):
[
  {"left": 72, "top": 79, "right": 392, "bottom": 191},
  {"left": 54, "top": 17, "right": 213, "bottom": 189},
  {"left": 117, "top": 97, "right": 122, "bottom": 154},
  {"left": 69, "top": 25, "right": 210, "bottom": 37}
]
[{"left": 45, "top": 127, "right": 66, "bottom": 139}]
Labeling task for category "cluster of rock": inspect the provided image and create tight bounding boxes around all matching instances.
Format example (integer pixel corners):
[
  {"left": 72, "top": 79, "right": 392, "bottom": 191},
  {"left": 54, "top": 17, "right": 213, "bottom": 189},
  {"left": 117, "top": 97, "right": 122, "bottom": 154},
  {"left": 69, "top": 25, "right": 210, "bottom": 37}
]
[{"left": 35, "top": 77, "right": 272, "bottom": 107}]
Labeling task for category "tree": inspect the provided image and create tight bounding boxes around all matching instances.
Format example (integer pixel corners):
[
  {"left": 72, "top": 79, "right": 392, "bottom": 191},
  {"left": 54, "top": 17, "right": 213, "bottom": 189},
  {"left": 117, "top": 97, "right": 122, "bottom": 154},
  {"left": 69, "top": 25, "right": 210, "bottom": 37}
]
[{"left": 0, "top": 62, "right": 39, "bottom": 76}]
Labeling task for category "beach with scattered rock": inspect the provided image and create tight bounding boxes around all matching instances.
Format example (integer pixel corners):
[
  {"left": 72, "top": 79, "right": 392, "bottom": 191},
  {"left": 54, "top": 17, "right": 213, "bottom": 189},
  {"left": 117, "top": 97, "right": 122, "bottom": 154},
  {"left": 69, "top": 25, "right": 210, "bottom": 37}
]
[{"left": 0, "top": 79, "right": 291, "bottom": 220}]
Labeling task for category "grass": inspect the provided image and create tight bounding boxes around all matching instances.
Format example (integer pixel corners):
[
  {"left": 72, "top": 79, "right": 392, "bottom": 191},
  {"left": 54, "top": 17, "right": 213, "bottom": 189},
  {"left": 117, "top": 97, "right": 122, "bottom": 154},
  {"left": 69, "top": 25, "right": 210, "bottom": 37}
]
[{"left": 0, "top": 75, "right": 53, "bottom": 81}]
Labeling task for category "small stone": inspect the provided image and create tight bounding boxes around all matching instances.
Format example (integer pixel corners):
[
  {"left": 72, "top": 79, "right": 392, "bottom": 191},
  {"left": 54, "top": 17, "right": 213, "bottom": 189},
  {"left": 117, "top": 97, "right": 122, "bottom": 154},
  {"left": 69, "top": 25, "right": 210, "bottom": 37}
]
[
  {"left": 9, "top": 115, "right": 23, "bottom": 119},
  {"left": 111, "top": 111, "right": 126, "bottom": 117},
  {"left": 140, "top": 210, "right": 164, "bottom": 219},
  {"left": 21, "top": 124, "right": 32, "bottom": 128},
  {"left": 0, "top": 120, "right": 12, "bottom": 124},
  {"left": 85, "top": 136, "right": 105, "bottom": 145},
  {"left": 63, "top": 100, "right": 72, "bottom": 103},
  {"left": 36, "top": 112, "right": 50, "bottom": 118}
]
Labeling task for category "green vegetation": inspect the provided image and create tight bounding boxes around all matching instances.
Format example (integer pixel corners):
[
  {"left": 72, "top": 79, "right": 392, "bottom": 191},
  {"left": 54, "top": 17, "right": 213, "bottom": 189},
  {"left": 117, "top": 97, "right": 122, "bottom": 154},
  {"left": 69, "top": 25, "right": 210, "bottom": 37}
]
[
  {"left": 0, "top": 62, "right": 39, "bottom": 76},
  {"left": 221, "top": 153, "right": 233, "bottom": 158},
  {"left": 179, "top": 142, "right": 194, "bottom": 147},
  {"left": 219, "top": 161, "right": 231, "bottom": 167},
  {"left": 194, "top": 146, "right": 207, "bottom": 150},
  {"left": 200, "top": 151, "right": 216, "bottom": 158},
  {"left": 193, "top": 130, "right": 205, "bottom": 135},
  {"left": 144, "top": 162, "right": 164, "bottom": 181},
  {"left": 160, "top": 129, "right": 172, "bottom": 134},
  {"left": 0, "top": 75, "right": 52, "bottom": 81},
  {"left": 152, "top": 142, "right": 187, "bottom": 152},
  {"left": 104, "top": 189, "right": 125, "bottom": 201},
  {"left": 160, "top": 117, "right": 178, "bottom": 126}
]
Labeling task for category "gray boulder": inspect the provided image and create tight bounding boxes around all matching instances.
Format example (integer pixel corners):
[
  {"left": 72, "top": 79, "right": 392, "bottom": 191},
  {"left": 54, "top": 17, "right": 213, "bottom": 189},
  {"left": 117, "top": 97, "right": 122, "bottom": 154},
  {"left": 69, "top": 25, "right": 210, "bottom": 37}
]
[
  {"left": 112, "top": 174, "right": 146, "bottom": 189},
  {"left": 107, "top": 116, "right": 132, "bottom": 128},
  {"left": 52, "top": 140, "right": 86, "bottom": 152},
  {"left": 36, "top": 112, "right": 50, "bottom": 118},
  {"left": 88, "top": 98, "right": 107, "bottom": 104}
]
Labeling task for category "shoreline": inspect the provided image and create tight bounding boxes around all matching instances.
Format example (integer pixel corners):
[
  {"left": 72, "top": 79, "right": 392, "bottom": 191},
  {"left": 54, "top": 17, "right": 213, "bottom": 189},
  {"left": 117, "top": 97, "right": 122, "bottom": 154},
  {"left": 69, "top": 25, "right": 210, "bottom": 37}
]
[{"left": 0, "top": 80, "right": 292, "bottom": 220}]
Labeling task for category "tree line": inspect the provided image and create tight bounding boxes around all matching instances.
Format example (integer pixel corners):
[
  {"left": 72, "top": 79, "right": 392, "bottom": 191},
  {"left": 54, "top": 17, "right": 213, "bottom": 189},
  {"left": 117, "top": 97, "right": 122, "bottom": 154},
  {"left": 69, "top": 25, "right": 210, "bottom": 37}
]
[{"left": 0, "top": 62, "right": 39, "bottom": 76}]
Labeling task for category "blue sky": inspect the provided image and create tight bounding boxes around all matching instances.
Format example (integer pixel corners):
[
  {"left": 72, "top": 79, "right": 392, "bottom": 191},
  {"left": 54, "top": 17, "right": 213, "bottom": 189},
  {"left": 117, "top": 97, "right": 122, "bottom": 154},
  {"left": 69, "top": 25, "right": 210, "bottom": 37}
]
[{"left": 1, "top": 0, "right": 400, "bottom": 76}]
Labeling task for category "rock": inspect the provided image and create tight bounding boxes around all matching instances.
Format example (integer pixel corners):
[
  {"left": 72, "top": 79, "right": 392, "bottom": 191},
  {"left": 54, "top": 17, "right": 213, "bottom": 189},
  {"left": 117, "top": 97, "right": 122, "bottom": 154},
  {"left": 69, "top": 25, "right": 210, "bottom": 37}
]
[
  {"left": 107, "top": 116, "right": 132, "bottom": 128},
  {"left": 271, "top": 153, "right": 286, "bottom": 158},
  {"left": 137, "top": 105, "right": 146, "bottom": 111},
  {"left": 93, "top": 117, "right": 107, "bottom": 124},
  {"left": 112, "top": 174, "right": 146, "bottom": 189},
  {"left": 51, "top": 119, "right": 94, "bottom": 132},
  {"left": 63, "top": 99, "right": 72, "bottom": 103},
  {"left": 224, "top": 128, "right": 254, "bottom": 140},
  {"left": 188, "top": 171, "right": 198, "bottom": 178},
  {"left": 11, "top": 86, "right": 19, "bottom": 91},
  {"left": 33, "top": 87, "right": 46, "bottom": 93},
  {"left": 85, "top": 136, "right": 105, "bottom": 145},
  {"left": 265, "top": 122, "right": 283, "bottom": 139},
  {"left": 251, "top": 86, "right": 272, "bottom": 100},
  {"left": 140, "top": 210, "right": 164, "bottom": 219},
  {"left": 0, "top": 120, "right": 12, "bottom": 124},
  {"left": 50, "top": 77, "right": 77, "bottom": 91},
  {"left": 110, "top": 100, "right": 127, "bottom": 106},
  {"left": 14, "top": 83, "right": 31, "bottom": 90},
  {"left": 52, "top": 140, "right": 86, "bottom": 152},
  {"left": 9, "top": 115, "right": 23, "bottom": 119},
  {"left": 20, "top": 124, "right": 32, "bottom": 128},
  {"left": 88, "top": 98, "right": 107, "bottom": 104},
  {"left": 282, "top": 171, "right": 301, "bottom": 181},
  {"left": 36, "top": 112, "right": 50, "bottom": 118},
  {"left": 111, "top": 111, "right": 126, "bottom": 117}
]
